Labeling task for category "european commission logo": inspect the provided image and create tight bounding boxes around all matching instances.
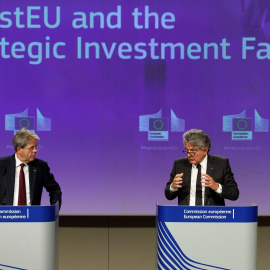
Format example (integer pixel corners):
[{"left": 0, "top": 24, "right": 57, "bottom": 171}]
[
  {"left": 223, "top": 109, "right": 269, "bottom": 140},
  {"left": 139, "top": 109, "right": 185, "bottom": 141},
  {"left": 5, "top": 108, "right": 51, "bottom": 134}
]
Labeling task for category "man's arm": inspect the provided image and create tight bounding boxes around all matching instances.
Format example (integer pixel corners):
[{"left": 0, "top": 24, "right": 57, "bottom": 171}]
[
  {"left": 43, "top": 163, "right": 62, "bottom": 208},
  {"left": 165, "top": 161, "right": 182, "bottom": 200},
  {"left": 219, "top": 158, "right": 239, "bottom": 201},
  {"left": 201, "top": 157, "right": 239, "bottom": 201}
]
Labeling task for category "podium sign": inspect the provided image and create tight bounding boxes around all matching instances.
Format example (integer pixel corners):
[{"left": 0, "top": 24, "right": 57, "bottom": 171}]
[
  {"left": 0, "top": 205, "right": 59, "bottom": 270},
  {"left": 157, "top": 205, "right": 257, "bottom": 270}
]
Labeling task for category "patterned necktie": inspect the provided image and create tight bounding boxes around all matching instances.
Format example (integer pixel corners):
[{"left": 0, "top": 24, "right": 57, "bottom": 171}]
[
  {"left": 18, "top": 163, "right": 26, "bottom": 205},
  {"left": 195, "top": 164, "right": 202, "bottom": 206}
]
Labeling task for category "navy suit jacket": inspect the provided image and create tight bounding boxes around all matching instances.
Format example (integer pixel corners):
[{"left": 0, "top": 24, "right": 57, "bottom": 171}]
[
  {"left": 0, "top": 154, "right": 62, "bottom": 207},
  {"left": 165, "top": 154, "right": 239, "bottom": 206}
]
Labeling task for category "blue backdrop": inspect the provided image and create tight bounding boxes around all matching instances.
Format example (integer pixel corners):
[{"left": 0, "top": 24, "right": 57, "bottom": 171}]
[{"left": 0, "top": 0, "right": 269, "bottom": 214}]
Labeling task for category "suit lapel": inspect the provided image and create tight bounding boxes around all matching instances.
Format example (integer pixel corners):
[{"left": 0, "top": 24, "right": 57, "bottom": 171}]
[
  {"left": 206, "top": 154, "right": 215, "bottom": 177},
  {"left": 28, "top": 164, "right": 37, "bottom": 204},
  {"left": 6, "top": 155, "right": 16, "bottom": 205},
  {"left": 205, "top": 154, "right": 215, "bottom": 203},
  {"left": 183, "top": 160, "right": 192, "bottom": 205}
]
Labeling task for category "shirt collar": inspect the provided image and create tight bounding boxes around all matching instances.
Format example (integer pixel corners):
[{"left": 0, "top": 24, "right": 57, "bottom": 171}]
[
  {"left": 15, "top": 153, "right": 28, "bottom": 168},
  {"left": 192, "top": 154, "right": 208, "bottom": 169}
]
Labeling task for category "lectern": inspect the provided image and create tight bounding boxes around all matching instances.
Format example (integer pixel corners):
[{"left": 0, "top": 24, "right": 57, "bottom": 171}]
[
  {"left": 0, "top": 204, "right": 59, "bottom": 270},
  {"left": 157, "top": 205, "right": 257, "bottom": 270}
]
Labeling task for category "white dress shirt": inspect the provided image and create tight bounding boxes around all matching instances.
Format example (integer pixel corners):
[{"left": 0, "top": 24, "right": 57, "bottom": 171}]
[
  {"left": 189, "top": 156, "right": 207, "bottom": 206},
  {"left": 13, "top": 154, "right": 31, "bottom": 206}
]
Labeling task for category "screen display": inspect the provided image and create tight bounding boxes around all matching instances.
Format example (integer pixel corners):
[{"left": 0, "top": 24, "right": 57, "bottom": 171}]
[{"left": 0, "top": 0, "right": 269, "bottom": 214}]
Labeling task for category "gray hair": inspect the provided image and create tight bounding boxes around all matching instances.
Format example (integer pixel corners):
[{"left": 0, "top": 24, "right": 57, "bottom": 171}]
[
  {"left": 13, "top": 128, "right": 40, "bottom": 151},
  {"left": 183, "top": 129, "right": 211, "bottom": 152}
]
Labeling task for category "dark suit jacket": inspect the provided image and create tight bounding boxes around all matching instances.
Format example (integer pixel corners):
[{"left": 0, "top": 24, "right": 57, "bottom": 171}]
[
  {"left": 165, "top": 154, "right": 239, "bottom": 206},
  {"left": 0, "top": 154, "right": 62, "bottom": 207}
]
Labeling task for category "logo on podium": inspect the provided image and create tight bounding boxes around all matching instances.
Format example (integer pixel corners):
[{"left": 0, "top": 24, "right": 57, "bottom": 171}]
[{"left": 0, "top": 264, "right": 27, "bottom": 269}]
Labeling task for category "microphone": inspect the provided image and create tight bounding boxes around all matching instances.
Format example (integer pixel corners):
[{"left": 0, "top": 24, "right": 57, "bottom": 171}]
[{"left": 205, "top": 167, "right": 214, "bottom": 206}]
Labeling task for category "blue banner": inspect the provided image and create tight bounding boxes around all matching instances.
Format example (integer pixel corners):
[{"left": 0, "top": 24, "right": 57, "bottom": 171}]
[
  {"left": 157, "top": 205, "right": 258, "bottom": 223},
  {"left": 0, "top": 205, "right": 59, "bottom": 223}
]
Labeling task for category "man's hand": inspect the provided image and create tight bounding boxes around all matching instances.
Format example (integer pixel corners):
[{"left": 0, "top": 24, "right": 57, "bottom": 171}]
[
  {"left": 171, "top": 173, "right": 183, "bottom": 189},
  {"left": 201, "top": 174, "right": 219, "bottom": 191}
]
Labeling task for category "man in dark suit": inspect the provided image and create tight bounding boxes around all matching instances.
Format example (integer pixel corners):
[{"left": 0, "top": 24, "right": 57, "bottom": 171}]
[
  {"left": 165, "top": 129, "right": 239, "bottom": 206},
  {"left": 0, "top": 128, "right": 62, "bottom": 207}
]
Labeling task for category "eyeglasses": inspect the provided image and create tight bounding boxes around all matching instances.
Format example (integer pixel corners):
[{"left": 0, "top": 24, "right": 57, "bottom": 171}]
[
  {"left": 23, "top": 145, "right": 40, "bottom": 152},
  {"left": 182, "top": 150, "right": 200, "bottom": 156}
]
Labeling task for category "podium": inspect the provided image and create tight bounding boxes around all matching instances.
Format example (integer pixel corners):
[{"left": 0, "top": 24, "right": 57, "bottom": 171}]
[
  {"left": 157, "top": 205, "right": 258, "bottom": 270},
  {"left": 0, "top": 204, "right": 59, "bottom": 270}
]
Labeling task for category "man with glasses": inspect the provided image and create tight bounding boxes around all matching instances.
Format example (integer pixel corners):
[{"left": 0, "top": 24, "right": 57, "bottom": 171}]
[
  {"left": 0, "top": 128, "right": 62, "bottom": 207},
  {"left": 165, "top": 129, "right": 239, "bottom": 206}
]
